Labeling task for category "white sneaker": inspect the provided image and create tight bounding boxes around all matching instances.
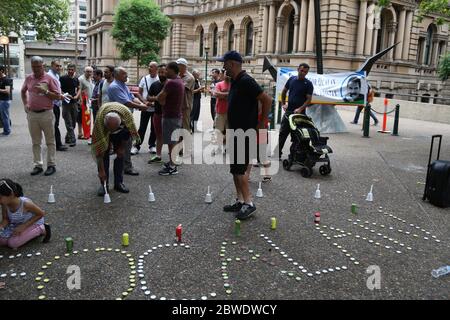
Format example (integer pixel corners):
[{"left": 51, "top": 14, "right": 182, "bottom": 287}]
[
  {"left": 131, "top": 146, "right": 139, "bottom": 155},
  {"left": 149, "top": 147, "right": 156, "bottom": 154}
]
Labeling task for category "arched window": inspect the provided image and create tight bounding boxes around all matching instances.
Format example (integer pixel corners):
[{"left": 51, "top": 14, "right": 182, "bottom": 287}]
[
  {"left": 424, "top": 25, "right": 434, "bottom": 65},
  {"left": 287, "top": 11, "right": 295, "bottom": 53},
  {"left": 213, "top": 26, "right": 218, "bottom": 56},
  {"left": 199, "top": 28, "right": 204, "bottom": 57},
  {"left": 245, "top": 21, "right": 253, "bottom": 56},
  {"left": 228, "top": 24, "right": 234, "bottom": 51}
]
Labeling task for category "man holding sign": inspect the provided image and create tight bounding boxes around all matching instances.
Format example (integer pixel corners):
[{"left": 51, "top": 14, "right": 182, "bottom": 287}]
[{"left": 278, "top": 63, "right": 314, "bottom": 160}]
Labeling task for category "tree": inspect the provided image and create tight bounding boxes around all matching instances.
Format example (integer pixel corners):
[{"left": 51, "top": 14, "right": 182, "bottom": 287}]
[
  {"left": 438, "top": 52, "right": 450, "bottom": 81},
  {"left": 111, "top": 0, "right": 171, "bottom": 80},
  {"left": 0, "top": 0, "right": 69, "bottom": 42},
  {"left": 378, "top": 0, "right": 449, "bottom": 25}
]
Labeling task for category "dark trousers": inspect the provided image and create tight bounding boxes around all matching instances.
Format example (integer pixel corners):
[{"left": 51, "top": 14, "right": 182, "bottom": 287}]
[
  {"left": 210, "top": 98, "right": 216, "bottom": 122},
  {"left": 353, "top": 105, "right": 378, "bottom": 124},
  {"left": 136, "top": 111, "right": 156, "bottom": 149},
  {"left": 102, "top": 129, "right": 129, "bottom": 186},
  {"left": 53, "top": 105, "right": 63, "bottom": 148},
  {"left": 278, "top": 113, "right": 292, "bottom": 158},
  {"left": 103, "top": 150, "right": 124, "bottom": 187}
]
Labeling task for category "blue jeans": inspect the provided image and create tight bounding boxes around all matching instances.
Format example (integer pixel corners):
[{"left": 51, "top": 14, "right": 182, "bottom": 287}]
[
  {"left": 0, "top": 100, "right": 11, "bottom": 135},
  {"left": 353, "top": 105, "right": 378, "bottom": 124}
]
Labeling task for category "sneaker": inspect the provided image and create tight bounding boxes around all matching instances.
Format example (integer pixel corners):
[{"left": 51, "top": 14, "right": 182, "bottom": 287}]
[
  {"left": 159, "top": 165, "right": 178, "bottom": 176},
  {"left": 223, "top": 200, "right": 243, "bottom": 212},
  {"left": 131, "top": 146, "right": 139, "bottom": 155},
  {"left": 148, "top": 155, "right": 162, "bottom": 164},
  {"left": 349, "top": 121, "right": 358, "bottom": 124},
  {"left": 149, "top": 147, "right": 157, "bottom": 154},
  {"left": 236, "top": 204, "right": 256, "bottom": 220}
]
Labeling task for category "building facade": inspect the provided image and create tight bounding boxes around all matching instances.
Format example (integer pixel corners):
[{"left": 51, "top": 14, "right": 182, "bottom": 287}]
[{"left": 87, "top": 0, "right": 450, "bottom": 103}]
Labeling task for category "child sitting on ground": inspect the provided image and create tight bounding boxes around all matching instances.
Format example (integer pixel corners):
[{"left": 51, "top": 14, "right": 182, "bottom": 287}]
[{"left": 0, "top": 178, "right": 51, "bottom": 249}]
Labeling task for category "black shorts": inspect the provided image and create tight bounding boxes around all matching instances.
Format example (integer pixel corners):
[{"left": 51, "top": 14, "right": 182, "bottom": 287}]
[
  {"left": 109, "top": 128, "right": 131, "bottom": 151},
  {"left": 229, "top": 135, "right": 251, "bottom": 176}
]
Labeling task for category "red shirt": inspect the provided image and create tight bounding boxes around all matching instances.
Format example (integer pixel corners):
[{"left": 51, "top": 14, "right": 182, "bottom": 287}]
[
  {"left": 21, "top": 73, "right": 60, "bottom": 110},
  {"left": 215, "top": 81, "right": 230, "bottom": 114}
]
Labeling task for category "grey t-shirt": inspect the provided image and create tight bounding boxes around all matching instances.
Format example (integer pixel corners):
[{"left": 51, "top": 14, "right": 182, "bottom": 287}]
[
  {"left": 181, "top": 71, "right": 195, "bottom": 111},
  {"left": 78, "top": 74, "right": 94, "bottom": 99}
]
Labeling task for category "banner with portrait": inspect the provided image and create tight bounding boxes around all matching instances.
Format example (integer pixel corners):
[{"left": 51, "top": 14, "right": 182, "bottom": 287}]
[{"left": 276, "top": 68, "right": 368, "bottom": 106}]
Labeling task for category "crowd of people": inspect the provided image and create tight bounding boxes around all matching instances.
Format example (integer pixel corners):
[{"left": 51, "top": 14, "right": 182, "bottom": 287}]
[{"left": 1, "top": 50, "right": 327, "bottom": 249}]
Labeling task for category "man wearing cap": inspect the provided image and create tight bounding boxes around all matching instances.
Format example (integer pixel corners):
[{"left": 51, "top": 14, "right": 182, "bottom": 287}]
[
  {"left": 176, "top": 58, "right": 195, "bottom": 156},
  {"left": 219, "top": 51, "right": 272, "bottom": 220}
]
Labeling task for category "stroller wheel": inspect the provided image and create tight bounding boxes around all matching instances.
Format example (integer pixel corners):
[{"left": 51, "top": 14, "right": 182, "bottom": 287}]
[
  {"left": 283, "top": 159, "right": 291, "bottom": 171},
  {"left": 319, "top": 165, "right": 331, "bottom": 176},
  {"left": 300, "top": 167, "right": 313, "bottom": 178}
]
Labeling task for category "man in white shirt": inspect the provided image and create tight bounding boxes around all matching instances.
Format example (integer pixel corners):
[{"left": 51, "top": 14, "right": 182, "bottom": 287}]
[{"left": 132, "top": 61, "right": 159, "bottom": 155}]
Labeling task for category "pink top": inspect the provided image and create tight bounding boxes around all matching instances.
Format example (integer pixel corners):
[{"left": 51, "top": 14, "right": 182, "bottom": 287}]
[
  {"left": 21, "top": 73, "right": 60, "bottom": 110},
  {"left": 215, "top": 81, "right": 230, "bottom": 114}
]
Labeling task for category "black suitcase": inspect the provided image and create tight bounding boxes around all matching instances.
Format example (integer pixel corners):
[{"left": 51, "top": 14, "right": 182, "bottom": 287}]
[{"left": 423, "top": 135, "right": 450, "bottom": 208}]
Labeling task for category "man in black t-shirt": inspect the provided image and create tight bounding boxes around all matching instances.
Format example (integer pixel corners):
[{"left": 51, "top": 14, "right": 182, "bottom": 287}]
[
  {"left": 0, "top": 66, "right": 13, "bottom": 135},
  {"left": 279, "top": 63, "right": 314, "bottom": 159},
  {"left": 59, "top": 63, "right": 80, "bottom": 146},
  {"left": 218, "top": 51, "right": 272, "bottom": 220},
  {"left": 147, "top": 64, "right": 167, "bottom": 164}
]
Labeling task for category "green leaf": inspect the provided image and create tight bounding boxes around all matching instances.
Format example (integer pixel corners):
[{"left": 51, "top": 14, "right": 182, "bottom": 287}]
[
  {"left": 0, "top": 0, "right": 69, "bottom": 42},
  {"left": 111, "top": 0, "right": 171, "bottom": 66}
]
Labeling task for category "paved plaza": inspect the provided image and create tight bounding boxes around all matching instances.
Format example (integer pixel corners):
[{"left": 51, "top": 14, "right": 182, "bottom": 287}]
[{"left": 0, "top": 85, "right": 449, "bottom": 300}]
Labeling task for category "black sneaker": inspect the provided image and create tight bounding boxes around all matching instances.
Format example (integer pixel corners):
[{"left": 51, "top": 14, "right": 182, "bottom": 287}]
[
  {"left": 148, "top": 155, "right": 162, "bottom": 164},
  {"left": 223, "top": 200, "right": 243, "bottom": 212},
  {"left": 159, "top": 165, "right": 178, "bottom": 176},
  {"left": 42, "top": 224, "right": 51, "bottom": 243},
  {"left": 236, "top": 204, "right": 256, "bottom": 220}
]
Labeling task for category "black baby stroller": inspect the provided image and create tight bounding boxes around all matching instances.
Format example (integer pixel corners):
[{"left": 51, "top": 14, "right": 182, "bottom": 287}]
[{"left": 282, "top": 114, "right": 333, "bottom": 177}]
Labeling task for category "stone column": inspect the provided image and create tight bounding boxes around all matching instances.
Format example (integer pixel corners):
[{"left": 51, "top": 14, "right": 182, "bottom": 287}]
[
  {"left": 306, "top": 0, "right": 315, "bottom": 52},
  {"left": 431, "top": 40, "right": 439, "bottom": 66},
  {"left": 293, "top": 15, "right": 300, "bottom": 53},
  {"left": 395, "top": 8, "right": 406, "bottom": 60},
  {"left": 262, "top": 5, "right": 269, "bottom": 53},
  {"left": 97, "top": 31, "right": 102, "bottom": 58},
  {"left": 267, "top": 4, "right": 276, "bottom": 53},
  {"left": 402, "top": 10, "right": 413, "bottom": 61},
  {"left": 275, "top": 17, "right": 284, "bottom": 54},
  {"left": 299, "top": 0, "right": 308, "bottom": 52},
  {"left": 387, "top": 23, "right": 397, "bottom": 60},
  {"left": 356, "top": 0, "right": 368, "bottom": 55},
  {"left": 96, "top": 0, "right": 101, "bottom": 19},
  {"left": 371, "top": 28, "right": 378, "bottom": 55}
]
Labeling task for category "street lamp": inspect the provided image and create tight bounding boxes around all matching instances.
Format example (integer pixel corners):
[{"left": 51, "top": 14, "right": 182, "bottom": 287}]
[
  {"left": 204, "top": 46, "right": 210, "bottom": 97},
  {"left": 0, "top": 36, "right": 9, "bottom": 76}
]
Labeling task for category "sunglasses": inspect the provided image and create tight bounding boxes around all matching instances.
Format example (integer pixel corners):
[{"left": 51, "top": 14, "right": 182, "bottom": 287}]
[{"left": 0, "top": 180, "right": 13, "bottom": 192}]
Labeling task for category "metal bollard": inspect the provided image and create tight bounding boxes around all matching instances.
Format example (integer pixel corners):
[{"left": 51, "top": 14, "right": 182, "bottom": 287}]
[
  {"left": 363, "top": 104, "right": 371, "bottom": 138},
  {"left": 392, "top": 104, "right": 400, "bottom": 136}
]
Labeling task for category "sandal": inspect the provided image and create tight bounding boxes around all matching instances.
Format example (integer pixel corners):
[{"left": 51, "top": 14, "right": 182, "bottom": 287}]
[{"left": 262, "top": 176, "right": 272, "bottom": 183}]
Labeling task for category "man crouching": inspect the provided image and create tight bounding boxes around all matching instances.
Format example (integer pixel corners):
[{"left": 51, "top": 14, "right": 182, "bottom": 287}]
[{"left": 91, "top": 102, "right": 140, "bottom": 196}]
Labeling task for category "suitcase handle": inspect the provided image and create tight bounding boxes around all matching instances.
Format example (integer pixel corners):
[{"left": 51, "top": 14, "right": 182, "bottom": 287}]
[
  {"left": 428, "top": 135, "right": 442, "bottom": 165},
  {"left": 424, "top": 135, "right": 443, "bottom": 201}
]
